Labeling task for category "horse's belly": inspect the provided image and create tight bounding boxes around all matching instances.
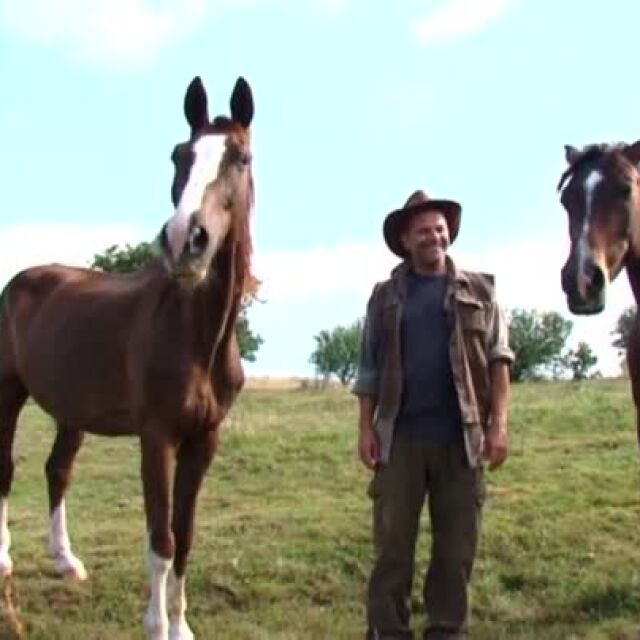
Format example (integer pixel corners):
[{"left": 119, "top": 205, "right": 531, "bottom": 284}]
[{"left": 29, "top": 386, "right": 137, "bottom": 434}]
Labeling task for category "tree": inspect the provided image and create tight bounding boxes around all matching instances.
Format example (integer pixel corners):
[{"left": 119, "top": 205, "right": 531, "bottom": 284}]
[
  {"left": 91, "top": 242, "right": 155, "bottom": 273},
  {"left": 564, "top": 341, "right": 599, "bottom": 380},
  {"left": 611, "top": 305, "right": 636, "bottom": 355},
  {"left": 310, "top": 320, "right": 363, "bottom": 386},
  {"left": 508, "top": 308, "right": 573, "bottom": 382},
  {"left": 91, "top": 242, "right": 263, "bottom": 362},
  {"left": 235, "top": 311, "right": 263, "bottom": 363}
]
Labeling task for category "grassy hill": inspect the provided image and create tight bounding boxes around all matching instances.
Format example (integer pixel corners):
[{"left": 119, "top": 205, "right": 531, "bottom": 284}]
[{"left": 0, "top": 378, "right": 639, "bottom": 639}]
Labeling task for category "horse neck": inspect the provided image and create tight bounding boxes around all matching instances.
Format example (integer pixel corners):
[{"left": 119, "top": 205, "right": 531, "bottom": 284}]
[
  {"left": 193, "top": 237, "right": 244, "bottom": 374},
  {"left": 625, "top": 201, "right": 640, "bottom": 304},
  {"left": 625, "top": 253, "right": 640, "bottom": 304}
]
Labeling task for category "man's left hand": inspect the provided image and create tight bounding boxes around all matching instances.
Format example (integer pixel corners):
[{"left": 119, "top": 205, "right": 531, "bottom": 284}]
[{"left": 483, "top": 424, "right": 508, "bottom": 470}]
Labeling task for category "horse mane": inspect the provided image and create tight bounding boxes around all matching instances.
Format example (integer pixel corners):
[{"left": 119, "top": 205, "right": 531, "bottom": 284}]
[
  {"left": 237, "top": 170, "right": 259, "bottom": 301},
  {"left": 206, "top": 114, "right": 258, "bottom": 300},
  {"left": 557, "top": 143, "right": 628, "bottom": 192}
]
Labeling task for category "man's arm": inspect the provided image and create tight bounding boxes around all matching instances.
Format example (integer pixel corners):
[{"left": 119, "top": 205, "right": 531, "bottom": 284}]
[
  {"left": 483, "top": 300, "right": 513, "bottom": 470},
  {"left": 353, "top": 285, "right": 383, "bottom": 469},
  {"left": 483, "top": 359, "right": 510, "bottom": 470},
  {"left": 357, "top": 394, "right": 379, "bottom": 469}
]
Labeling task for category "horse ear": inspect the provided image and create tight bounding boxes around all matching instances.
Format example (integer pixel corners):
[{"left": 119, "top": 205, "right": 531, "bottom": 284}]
[
  {"left": 565, "top": 145, "right": 580, "bottom": 165},
  {"left": 230, "top": 77, "right": 254, "bottom": 128},
  {"left": 184, "top": 76, "right": 209, "bottom": 135},
  {"left": 624, "top": 140, "right": 640, "bottom": 166}
]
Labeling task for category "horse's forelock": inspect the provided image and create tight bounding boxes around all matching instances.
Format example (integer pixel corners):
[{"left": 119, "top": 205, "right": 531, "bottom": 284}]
[{"left": 557, "top": 144, "right": 627, "bottom": 193}]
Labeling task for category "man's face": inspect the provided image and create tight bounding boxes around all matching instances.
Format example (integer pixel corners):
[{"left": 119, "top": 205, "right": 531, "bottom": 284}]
[{"left": 400, "top": 210, "right": 450, "bottom": 268}]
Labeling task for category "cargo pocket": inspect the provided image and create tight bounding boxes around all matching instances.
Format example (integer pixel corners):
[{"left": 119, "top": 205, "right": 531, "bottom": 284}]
[{"left": 458, "top": 296, "right": 488, "bottom": 334}]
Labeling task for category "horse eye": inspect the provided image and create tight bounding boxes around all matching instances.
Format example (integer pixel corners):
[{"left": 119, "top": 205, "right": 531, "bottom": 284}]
[
  {"left": 229, "top": 147, "right": 251, "bottom": 166},
  {"left": 619, "top": 183, "right": 632, "bottom": 199}
]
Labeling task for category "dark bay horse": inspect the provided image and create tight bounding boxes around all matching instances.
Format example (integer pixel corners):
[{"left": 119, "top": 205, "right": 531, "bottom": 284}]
[
  {"left": 558, "top": 141, "right": 640, "bottom": 441},
  {"left": 0, "top": 75, "right": 256, "bottom": 640}
]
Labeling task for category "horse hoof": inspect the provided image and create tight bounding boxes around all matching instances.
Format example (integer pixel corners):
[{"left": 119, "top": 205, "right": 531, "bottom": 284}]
[
  {"left": 169, "top": 620, "right": 194, "bottom": 640},
  {"left": 63, "top": 564, "right": 88, "bottom": 582},
  {"left": 0, "top": 559, "right": 13, "bottom": 578},
  {"left": 143, "top": 611, "right": 169, "bottom": 640},
  {"left": 54, "top": 554, "right": 88, "bottom": 581}
]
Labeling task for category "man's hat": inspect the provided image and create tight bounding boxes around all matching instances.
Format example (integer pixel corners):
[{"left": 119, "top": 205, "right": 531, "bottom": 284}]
[{"left": 383, "top": 190, "right": 462, "bottom": 258}]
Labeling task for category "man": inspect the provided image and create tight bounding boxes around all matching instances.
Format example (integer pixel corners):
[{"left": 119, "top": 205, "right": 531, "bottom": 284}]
[{"left": 353, "top": 190, "right": 513, "bottom": 640}]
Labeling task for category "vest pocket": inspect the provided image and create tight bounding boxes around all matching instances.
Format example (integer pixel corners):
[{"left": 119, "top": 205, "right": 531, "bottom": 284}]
[{"left": 458, "top": 297, "right": 487, "bottom": 333}]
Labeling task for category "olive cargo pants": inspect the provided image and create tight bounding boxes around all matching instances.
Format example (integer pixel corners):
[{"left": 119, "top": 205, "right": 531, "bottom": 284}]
[{"left": 366, "top": 435, "right": 485, "bottom": 639}]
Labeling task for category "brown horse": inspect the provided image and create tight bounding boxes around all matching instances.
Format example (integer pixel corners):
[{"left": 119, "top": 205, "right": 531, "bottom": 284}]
[
  {"left": 0, "top": 75, "right": 256, "bottom": 639},
  {"left": 558, "top": 141, "right": 640, "bottom": 441}
]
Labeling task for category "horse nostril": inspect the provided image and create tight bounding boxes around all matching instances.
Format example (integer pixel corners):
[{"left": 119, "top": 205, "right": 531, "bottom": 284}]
[
  {"left": 188, "top": 225, "right": 209, "bottom": 255},
  {"left": 561, "top": 265, "right": 571, "bottom": 293},
  {"left": 159, "top": 223, "right": 169, "bottom": 251},
  {"left": 583, "top": 258, "right": 605, "bottom": 295},
  {"left": 591, "top": 264, "right": 605, "bottom": 292}
]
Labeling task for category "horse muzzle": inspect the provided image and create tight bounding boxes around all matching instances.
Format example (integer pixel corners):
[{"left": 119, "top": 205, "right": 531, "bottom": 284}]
[
  {"left": 158, "top": 223, "right": 208, "bottom": 284},
  {"left": 561, "top": 255, "right": 607, "bottom": 315}
]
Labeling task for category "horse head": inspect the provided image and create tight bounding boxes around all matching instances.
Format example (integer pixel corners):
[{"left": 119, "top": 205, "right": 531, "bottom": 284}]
[
  {"left": 160, "top": 76, "right": 254, "bottom": 286},
  {"left": 558, "top": 141, "right": 640, "bottom": 314}
]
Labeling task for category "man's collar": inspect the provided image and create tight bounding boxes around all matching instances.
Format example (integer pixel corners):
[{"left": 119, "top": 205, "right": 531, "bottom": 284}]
[{"left": 391, "top": 256, "right": 463, "bottom": 281}]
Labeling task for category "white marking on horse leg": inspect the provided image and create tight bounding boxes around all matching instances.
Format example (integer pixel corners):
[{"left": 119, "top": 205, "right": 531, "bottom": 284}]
[
  {"left": 168, "top": 569, "right": 194, "bottom": 640},
  {"left": 49, "top": 500, "right": 87, "bottom": 580},
  {"left": 143, "top": 547, "right": 172, "bottom": 640},
  {"left": 0, "top": 499, "right": 13, "bottom": 576}
]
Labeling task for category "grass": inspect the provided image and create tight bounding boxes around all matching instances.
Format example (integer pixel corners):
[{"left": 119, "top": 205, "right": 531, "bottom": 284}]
[{"left": 0, "top": 378, "right": 639, "bottom": 638}]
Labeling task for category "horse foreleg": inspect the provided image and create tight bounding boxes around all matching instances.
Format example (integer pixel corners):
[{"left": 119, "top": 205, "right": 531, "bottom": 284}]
[
  {"left": 168, "top": 429, "right": 219, "bottom": 640},
  {"left": 45, "top": 426, "right": 86, "bottom": 580},
  {"left": 141, "top": 435, "right": 176, "bottom": 640},
  {"left": 0, "top": 377, "right": 28, "bottom": 577}
]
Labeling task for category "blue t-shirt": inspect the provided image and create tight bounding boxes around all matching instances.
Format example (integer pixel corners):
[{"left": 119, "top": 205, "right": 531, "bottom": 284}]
[{"left": 395, "top": 271, "right": 463, "bottom": 442}]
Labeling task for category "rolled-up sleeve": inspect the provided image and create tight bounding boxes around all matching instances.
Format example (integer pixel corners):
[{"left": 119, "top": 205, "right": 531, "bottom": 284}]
[
  {"left": 352, "top": 285, "right": 381, "bottom": 396},
  {"left": 487, "top": 302, "right": 514, "bottom": 364}
]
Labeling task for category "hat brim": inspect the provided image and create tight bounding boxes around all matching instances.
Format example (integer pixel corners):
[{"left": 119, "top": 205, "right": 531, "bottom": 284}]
[{"left": 383, "top": 199, "right": 462, "bottom": 258}]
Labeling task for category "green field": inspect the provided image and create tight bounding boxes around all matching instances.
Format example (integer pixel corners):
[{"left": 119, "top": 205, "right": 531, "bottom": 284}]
[{"left": 0, "top": 379, "right": 639, "bottom": 639}]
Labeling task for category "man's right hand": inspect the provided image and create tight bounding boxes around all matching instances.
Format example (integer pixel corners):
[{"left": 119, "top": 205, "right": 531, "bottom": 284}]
[{"left": 358, "top": 426, "right": 379, "bottom": 470}]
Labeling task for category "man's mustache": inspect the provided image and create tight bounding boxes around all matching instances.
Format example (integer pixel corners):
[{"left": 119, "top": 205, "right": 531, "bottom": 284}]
[{"left": 417, "top": 239, "right": 445, "bottom": 249}]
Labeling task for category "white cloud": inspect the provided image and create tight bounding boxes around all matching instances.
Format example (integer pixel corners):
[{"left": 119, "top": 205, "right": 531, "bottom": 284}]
[
  {"left": 413, "top": 0, "right": 514, "bottom": 44},
  {"left": 0, "top": 0, "right": 206, "bottom": 71},
  {"left": 0, "top": 0, "right": 349, "bottom": 71},
  {"left": 2, "top": 224, "right": 631, "bottom": 379},
  {"left": 251, "top": 236, "right": 634, "bottom": 377},
  {"left": 253, "top": 241, "right": 397, "bottom": 302},
  {"left": 0, "top": 222, "right": 145, "bottom": 288}
]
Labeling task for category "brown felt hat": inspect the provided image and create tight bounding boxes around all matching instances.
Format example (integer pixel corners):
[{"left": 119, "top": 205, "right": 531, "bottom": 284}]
[{"left": 383, "top": 190, "right": 462, "bottom": 258}]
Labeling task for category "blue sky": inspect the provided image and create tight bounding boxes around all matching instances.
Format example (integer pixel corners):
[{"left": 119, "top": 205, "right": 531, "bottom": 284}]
[{"left": 1, "top": 0, "right": 639, "bottom": 378}]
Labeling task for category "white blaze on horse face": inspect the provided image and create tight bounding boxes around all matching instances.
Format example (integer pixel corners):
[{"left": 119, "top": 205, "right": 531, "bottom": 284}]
[
  {"left": 49, "top": 500, "right": 87, "bottom": 580},
  {"left": 584, "top": 169, "right": 603, "bottom": 220},
  {"left": 166, "top": 134, "right": 227, "bottom": 262},
  {"left": 0, "top": 498, "right": 12, "bottom": 576},
  {"left": 577, "top": 169, "right": 604, "bottom": 298},
  {"left": 143, "top": 546, "right": 173, "bottom": 640}
]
